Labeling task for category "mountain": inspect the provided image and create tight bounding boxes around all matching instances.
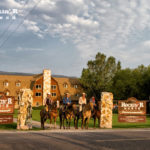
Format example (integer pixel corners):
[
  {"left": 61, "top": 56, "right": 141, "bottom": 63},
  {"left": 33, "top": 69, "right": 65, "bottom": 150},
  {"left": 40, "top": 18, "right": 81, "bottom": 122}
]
[{"left": 0, "top": 71, "right": 78, "bottom": 78}]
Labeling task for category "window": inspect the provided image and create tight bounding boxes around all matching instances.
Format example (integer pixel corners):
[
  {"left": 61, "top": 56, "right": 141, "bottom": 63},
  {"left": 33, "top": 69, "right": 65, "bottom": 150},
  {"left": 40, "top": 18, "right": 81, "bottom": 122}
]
[
  {"left": 51, "top": 85, "right": 57, "bottom": 90},
  {"left": 4, "top": 82, "right": 9, "bottom": 87},
  {"left": 75, "top": 93, "right": 79, "bottom": 97},
  {"left": 74, "top": 85, "right": 78, "bottom": 89},
  {"left": 63, "top": 83, "right": 68, "bottom": 88},
  {"left": 5, "top": 91, "right": 10, "bottom": 96},
  {"left": 36, "top": 85, "right": 41, "bottom": 89},
  {"left": 16, "top": 82, "right": 21, "bottom": 87},
  {"left": 35, "top": 93, "right": 41, "bottom": 97},
  {"left": 52, "top": 93, "right": 56, "bottom": 97}
]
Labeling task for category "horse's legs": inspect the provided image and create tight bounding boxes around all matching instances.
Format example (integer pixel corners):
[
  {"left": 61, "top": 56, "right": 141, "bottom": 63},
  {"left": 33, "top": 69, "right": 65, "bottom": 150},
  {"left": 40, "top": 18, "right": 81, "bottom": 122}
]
[
  {"left": 74, "top": 118, "right": 76, "bottom": 128},
  {"left": 41, "top": 118, "right": 44, "bottom": 130},
  {"left": 69, "top": 118, "right": 71, "bottom": 129},
  {"left": 94, "top": 116, "right": 96, "bottom": 128},
  {"left": 77, "top": 117, "right": 79, "bottom": 129},
  {"left": 54, "top": 117, "right": 57, "bottom": 129},
  {"left": 85, "top": 118, "right": 87, "bottom": 129},
  {"left": 59, "top": 115, "right": 62, "bottom": 129},
  {"left": 98, "top": 118, "right": 100, "bottom": 128},
  {"left": 63, "top": 117, "right": 65, "bottom": 129},
  {"left": 82, "top": 118, "right": 85, "bottom": 129},
  {"left": 86, "top": 118, "right": 90, "bottom": 129},
  {"left": 50, "top": 117, "right": 52, "bottom": 128},
  {"left": 66, "top": 118, "right": 69, "bottom": 129}
]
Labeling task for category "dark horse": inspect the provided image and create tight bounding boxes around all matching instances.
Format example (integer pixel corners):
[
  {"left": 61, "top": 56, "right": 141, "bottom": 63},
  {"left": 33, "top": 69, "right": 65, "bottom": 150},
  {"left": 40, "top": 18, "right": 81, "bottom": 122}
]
[
  {"left": 81, "top": 102, "right": 94, "bottom": 129},
  {"left": 92, "top": 101, "right": 101, "bottom": 128},
  {"left": 40, "top": 101, "right": 58, "bottom": 130},
  {"left": 72, "top": 104, "right": 81, "bottom": 129},
  {"left": 59, "top": 104, "right": 75, "bottom": 129}
]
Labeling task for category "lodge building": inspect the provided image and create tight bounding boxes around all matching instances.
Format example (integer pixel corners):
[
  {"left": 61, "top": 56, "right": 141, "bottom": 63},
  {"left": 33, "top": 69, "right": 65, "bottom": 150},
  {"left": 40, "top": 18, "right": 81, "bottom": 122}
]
[{"left": 0, "top": 69, "right": 83, "bottom": 108}]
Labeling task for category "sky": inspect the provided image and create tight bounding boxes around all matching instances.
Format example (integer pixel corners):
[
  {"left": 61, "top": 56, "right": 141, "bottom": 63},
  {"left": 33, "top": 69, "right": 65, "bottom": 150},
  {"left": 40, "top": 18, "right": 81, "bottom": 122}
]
[{"left": 0, "top": 0, "right": 150, "bottom": 77}]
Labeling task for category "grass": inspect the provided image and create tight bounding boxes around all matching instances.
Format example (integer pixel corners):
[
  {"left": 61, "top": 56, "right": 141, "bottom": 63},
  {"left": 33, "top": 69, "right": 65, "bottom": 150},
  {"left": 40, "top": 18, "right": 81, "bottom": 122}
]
[
  {"left": 32, "top": 109, "right": 150, "bottom": 128},
  {"left": 0, "top": 123, "right": 17, "bottom": 130},
  {"left": 1, "top": 109, "right": 150, "bottom": 129},
  {"left": 113, "top": 114, "right": 150, "bottom": 128}
]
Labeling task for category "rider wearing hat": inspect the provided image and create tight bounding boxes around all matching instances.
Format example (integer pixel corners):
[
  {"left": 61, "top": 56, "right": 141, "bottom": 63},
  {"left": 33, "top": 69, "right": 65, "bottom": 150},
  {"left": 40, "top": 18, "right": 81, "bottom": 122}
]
[
  {"left": 45, "top": 93, "right": 53, "bottom": 112},
  {"left": 79, "top": 93, "right": 87, "bottom": 112},
  {"left": 90, "top": 96, "right": 96, "bottom": 106},
  {"left": 63, "top": 93, "right": 71, "bottom": 110}
]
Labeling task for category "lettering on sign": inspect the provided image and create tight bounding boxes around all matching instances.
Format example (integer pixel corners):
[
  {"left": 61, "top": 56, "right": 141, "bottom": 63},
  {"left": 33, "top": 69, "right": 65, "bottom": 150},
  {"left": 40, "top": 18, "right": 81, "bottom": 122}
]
[
  {"left": 0, "top": 95, "right": 14, "bottom": 114},
  {"left": 118, "top": 97, "right": 146, "bottom": 123},
  {"left": 0, "top": 115, "right": 13, "bottom": 124},
  {"left": 118, "top": 116, "right": 146, "bottom": 123},
  {"left": 118, "top": 97, "right": 146, "bottom": 115}
]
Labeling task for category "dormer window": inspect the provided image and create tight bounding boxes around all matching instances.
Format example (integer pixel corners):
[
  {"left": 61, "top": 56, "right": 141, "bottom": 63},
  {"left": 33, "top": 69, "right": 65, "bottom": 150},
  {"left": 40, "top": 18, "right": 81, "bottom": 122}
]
[
  {"left": 5, "top": 90, "right": 10, "bottom": 96},
  {"left": 16, "top": 81, "right": 21, "bottom": 87},
  {"left": 74, "top": 85, "right": 78, "bottom": 89},
  {"left": 4, "top": 81, "right": 9, "bottom": 87},
  {"left": 63, "top": 83, "right": 68, "bottom": 88}
]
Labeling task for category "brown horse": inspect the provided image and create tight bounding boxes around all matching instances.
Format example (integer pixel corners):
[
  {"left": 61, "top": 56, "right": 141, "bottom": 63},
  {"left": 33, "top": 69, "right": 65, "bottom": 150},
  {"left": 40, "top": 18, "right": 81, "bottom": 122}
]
[
  {"left": 40, "top": 101, "right": 58, "bottom": 129},
  {"left": 40, "top": 108, "right": 48, "bottom": 130},
  {"left": 49, "top": 101, "right": 58, "bottom": 128},
  {"left": 59, "top": 104, "right": 74, "bottom": 129},
  {"left": 82, "top": 102, "right": 94, "bottom": 129},
  {"left": 92, "top": 101, "right": 101, "bottom": 128}
]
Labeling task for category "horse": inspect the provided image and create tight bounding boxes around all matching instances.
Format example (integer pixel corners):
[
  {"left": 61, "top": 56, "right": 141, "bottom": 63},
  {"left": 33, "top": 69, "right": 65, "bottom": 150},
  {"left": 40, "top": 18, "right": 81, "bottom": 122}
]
[
  {"left": 92, "top": 101, "right": 101, "bottom": 128},
  {"left": 40, "top": 101, "right": 58, "bottom": 129},
  {"left": 40, "top": 108, "right": 48, "bottom": 130},
  {"left": 72, "top": 104, "right": 81, "bottom": 129},
  {"left": 59, "top": 104, "right": 74, "bottom": 129},
  {"left": 49, "top": 101, "right": 58, "bottom": 128},
  {"left": 81, "top": 102, "right": 94, "bottom": 129}
]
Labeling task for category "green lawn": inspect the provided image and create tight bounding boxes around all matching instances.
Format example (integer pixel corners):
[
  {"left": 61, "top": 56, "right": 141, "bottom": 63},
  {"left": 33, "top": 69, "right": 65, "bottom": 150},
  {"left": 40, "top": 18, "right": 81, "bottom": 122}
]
[
  {"left": 0, "top": 123, "right": 17, "bottom": 130},
  {"left": 32, "top": 109, "right": 150, "bottom": 128},
  {"left": 1, "top": 109, "right": 150, "bottom": 129}
]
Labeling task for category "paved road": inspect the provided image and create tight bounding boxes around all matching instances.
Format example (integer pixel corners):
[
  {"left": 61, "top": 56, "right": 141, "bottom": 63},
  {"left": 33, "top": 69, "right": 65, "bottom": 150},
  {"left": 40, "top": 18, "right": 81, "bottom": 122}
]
[{"left": 1, "top": 129, "right": 150, "bottom": 150}]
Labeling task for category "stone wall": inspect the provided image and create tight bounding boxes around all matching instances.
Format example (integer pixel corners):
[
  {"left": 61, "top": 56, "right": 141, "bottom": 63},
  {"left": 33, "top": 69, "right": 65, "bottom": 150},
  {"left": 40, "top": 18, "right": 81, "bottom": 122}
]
[
  {"left": 100, "top": 92, "right": 113, "bottom": 128},
  {"left": 17, "top": 89, "right": 33, "bottom": 130}
]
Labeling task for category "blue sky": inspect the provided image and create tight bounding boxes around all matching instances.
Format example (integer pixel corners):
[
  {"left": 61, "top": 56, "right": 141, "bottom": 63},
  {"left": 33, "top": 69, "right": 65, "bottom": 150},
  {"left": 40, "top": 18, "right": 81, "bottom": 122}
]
[{"left": 0, "top": 0, "right": 150, "bottom": 77}]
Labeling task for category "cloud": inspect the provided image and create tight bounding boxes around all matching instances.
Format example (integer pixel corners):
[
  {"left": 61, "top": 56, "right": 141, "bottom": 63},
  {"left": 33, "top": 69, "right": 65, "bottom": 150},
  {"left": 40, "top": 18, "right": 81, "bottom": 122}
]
[
  {"left": 143, "top": 40, "right": 150, "bottom": 47},
  {"left": 16, "top": 46, "right": 44, "bottom": 52},
  {"left": 1, "top": 0, "right": 150, "bottom": 69}
]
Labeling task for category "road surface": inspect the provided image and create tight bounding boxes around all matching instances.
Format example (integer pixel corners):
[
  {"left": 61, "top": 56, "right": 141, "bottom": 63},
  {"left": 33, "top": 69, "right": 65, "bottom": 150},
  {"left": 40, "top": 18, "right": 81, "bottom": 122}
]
[{"left": 1, "top": 129, "right": 150, "bottom": 150}]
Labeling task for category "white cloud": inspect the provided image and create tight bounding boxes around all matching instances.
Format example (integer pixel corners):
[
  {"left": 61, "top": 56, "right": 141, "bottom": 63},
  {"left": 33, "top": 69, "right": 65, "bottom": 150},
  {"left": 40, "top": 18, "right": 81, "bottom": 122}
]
[
  {"left": 143, "top": 40, "right": 150, "bottom": 47},
  {"left": 66, "top": 15, "right": 99, "bottom": 28},
  {"left": 16, "top": 46, "right": 44, "bottom": 52},
  {"left": 1, "top": 0, "right": 150, "bottom": 69}
]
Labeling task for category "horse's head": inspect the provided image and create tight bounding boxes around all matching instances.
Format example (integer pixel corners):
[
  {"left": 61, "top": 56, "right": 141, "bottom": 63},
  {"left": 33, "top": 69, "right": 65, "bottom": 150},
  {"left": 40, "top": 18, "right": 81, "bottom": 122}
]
[
  {"left": 89, "top": 102, "right": 94, "bottom": 111},
  {"left": 97, "top": 101, "right": 101, "bottom": 110},
  {"left": 51, "top": 101, "right": 57, "bottom": 110}
]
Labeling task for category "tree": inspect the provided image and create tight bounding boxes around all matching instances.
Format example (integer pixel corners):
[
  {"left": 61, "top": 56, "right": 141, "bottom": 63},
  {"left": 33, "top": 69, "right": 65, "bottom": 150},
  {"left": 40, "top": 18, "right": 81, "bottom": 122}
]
[
  {"left": 80, "top": 52, "right": 121, "bottom": 100},
  {"left": 112, "top": 65, "right": 150, "bottom": 100}
]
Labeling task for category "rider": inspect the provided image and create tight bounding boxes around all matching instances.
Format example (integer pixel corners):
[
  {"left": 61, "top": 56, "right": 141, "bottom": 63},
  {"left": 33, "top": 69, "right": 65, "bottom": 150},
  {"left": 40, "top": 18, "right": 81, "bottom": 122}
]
[
  {"left": 45, "top": 93, "right": 53, "bottom": 112},
  {"left": 79, "top": 93, "right": 87, "bottom": 112},
  {"left": 90, "top": 96, "right": 96, "bottom": 106},
  {"left": 63, "top": 93, "right": 71, "bottom": 109}
]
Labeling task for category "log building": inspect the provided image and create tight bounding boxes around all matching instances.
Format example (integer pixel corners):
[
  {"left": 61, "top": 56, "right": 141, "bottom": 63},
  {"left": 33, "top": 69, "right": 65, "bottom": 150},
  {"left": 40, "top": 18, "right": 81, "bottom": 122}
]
[{"left": 0, "top": 69, "right": 83, "bottom": 107}]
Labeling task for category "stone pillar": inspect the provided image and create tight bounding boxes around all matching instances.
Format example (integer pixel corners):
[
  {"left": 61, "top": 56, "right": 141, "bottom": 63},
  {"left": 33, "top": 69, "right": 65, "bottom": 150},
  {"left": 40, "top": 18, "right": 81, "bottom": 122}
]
[
  {"left": 100, "top": 92, "right": 113, "bottom": 128},
  {"left": 17, "top": 89, "right": 33, "bottom": 130},
  {"left": 43, "top": 69, "right": 51, "bottom": 105}
]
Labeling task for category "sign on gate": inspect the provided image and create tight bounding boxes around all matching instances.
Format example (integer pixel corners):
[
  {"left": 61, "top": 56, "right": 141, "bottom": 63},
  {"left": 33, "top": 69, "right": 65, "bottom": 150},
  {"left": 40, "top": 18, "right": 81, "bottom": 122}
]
[
  {"left": 0, "top": 96, "right": 14, "bottom": 114},
  {"left": 0, "top": 94, "right": 15, "bottom": 124},
  {"left": 118, "top": 97, "right": 146, "bottom": 123},
  {"left": 0, "top": 115, "right": 13, "bottom": 124},
  {"left": 118, "top": 115, "right": 146, "bottom": 123}
]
